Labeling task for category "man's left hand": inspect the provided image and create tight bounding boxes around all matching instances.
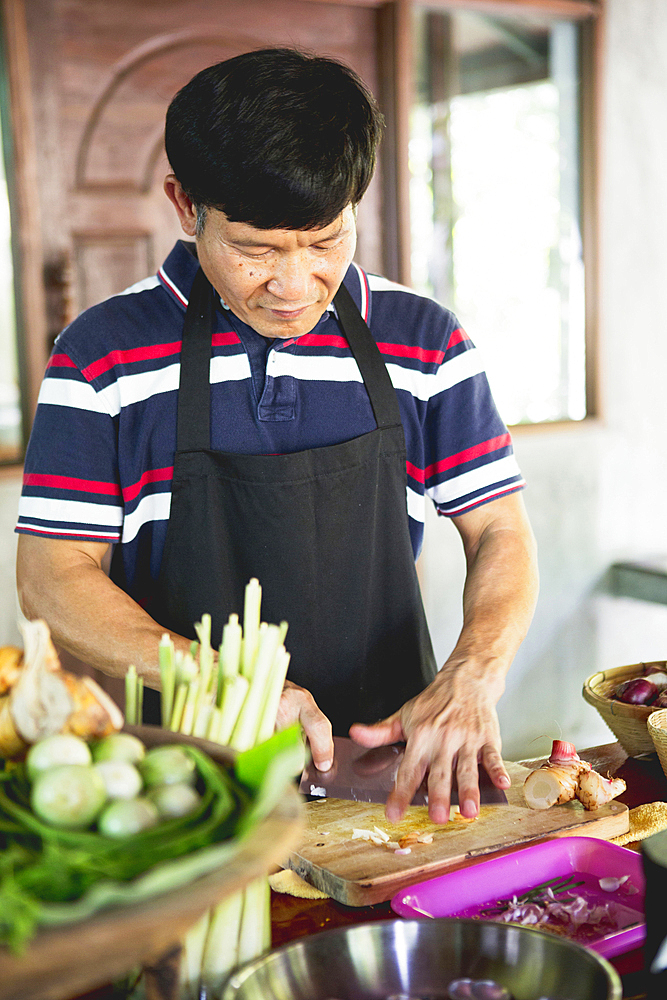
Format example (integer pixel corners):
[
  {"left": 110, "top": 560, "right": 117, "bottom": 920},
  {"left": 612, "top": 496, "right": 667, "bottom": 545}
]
[{"left": 349, "top": 665, "right": 510, "bottom": 824}]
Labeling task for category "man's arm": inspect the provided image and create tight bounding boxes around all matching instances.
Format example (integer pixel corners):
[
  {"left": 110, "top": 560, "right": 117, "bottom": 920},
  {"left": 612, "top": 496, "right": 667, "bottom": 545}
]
[
  {"left": 16, "top": 534, "right": 335, "bottom": 766},
  {"left": 16, "top": 535, "right": 187, "bottom": 687},
  {"left": 349, "top": 491, "right": 539, "bottom": 824}
]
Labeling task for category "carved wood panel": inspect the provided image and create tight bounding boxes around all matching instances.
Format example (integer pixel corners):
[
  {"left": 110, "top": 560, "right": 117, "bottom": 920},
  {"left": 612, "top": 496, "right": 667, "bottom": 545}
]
[{"left": 26, "top": 0, "right": 384, "bottom": 318}]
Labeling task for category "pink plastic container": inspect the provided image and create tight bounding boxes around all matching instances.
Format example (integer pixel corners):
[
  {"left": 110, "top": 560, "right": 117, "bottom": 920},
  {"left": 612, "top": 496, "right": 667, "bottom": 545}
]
[{"left": 391, "top": 836, "right": 645, "bottom": 959}]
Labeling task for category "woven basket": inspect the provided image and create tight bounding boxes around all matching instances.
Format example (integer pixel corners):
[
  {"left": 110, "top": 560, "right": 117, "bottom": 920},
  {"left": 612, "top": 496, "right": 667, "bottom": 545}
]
[
  {"left": 648, "top": 709, "right": 667, "bottom": 780},
  {"left": 583, "top": 661, "right": 667, "bottom": 756}
]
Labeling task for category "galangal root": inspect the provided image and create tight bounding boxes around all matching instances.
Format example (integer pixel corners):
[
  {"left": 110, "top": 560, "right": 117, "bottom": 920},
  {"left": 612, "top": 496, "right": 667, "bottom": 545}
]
[
  {"left": 0, "top": 619, "right": 123, "bottom": 760},
  {"left": 523, "top": 739, "right": 626, "bottom": 811}
]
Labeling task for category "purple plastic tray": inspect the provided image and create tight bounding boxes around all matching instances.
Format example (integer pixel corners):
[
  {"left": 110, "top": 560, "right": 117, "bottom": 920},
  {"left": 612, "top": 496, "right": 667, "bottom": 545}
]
[{"left": 391, "top": 836, "right": 646, "bottom": 959}]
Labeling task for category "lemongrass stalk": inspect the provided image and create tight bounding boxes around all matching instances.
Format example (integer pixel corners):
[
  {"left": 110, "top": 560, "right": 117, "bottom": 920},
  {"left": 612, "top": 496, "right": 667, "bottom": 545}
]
[
  {"left": 206, "top": 706, "right": 223, "bottom": 742},
  {"left": 217, "top": 673, "right": 250, "bottom": 746},
  {"left": 180, "top": 910, "right": 210, "bottom": 1000},
  {"left": 217, "top": 613, "right": 243, "bottom": 709},
  {"left": 194, "top": 615, "right": 214, "bottom": 712},
  {"left": 158, "top": 634, "right": 176, "bottom": 729},
  {"left": 199, "top": 888, "right": 244, "bottom": 997},
  {"left": 230, "top": 624, "right": 281, "bottom": 750},
  {"left": 192, "top": 701, "right": 213, "bottom": 740},
  {"left": 236, "top": 878, "right": 271, "bottom": 966},
  {"left": 180, "top": 678, "right": 201, "bottom": 736},
  {"left": 169, "top": 682, "right": 188, "bottom": 732},
  {"left": 241, "top": 578, "right": 262, "bottom": 678},
  {"left": 175, "top": 649, "right": 198, "bottom": 686},
  {"left": 136, "top": 676, "right": 144, "bottom": 726},
  {"left": 125, "top": 665, "right": 137, "bottom": 725},
  {"left": 256, "top": 647, "right": 291, "bottom": 743}
]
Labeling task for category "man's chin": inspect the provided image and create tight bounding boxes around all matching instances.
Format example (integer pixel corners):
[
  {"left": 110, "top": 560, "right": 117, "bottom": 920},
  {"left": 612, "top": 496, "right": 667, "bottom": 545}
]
[{"left": 256, "top": 307, "right": 326, "bottom": 340}]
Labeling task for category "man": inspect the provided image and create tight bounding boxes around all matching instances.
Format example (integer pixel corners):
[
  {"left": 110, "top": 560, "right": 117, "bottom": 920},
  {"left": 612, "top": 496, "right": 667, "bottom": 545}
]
[{"left": 16, "top": 48, "right": 538, "bottom": 824}]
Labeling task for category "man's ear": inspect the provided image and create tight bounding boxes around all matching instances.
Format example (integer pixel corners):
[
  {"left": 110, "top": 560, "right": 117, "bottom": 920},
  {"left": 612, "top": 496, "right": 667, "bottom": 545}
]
[{"left": 164, "top": 174, "right": 198, "bottom": 237}]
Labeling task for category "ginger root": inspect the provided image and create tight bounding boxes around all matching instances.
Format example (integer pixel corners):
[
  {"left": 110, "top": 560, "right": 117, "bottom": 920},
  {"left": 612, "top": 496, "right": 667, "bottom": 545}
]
[
  {"left": 575, "top": 768, "right": 627, "bottom": 810},
  {"left": 523, "top": 739, "right": 625, "bottom": 812}
]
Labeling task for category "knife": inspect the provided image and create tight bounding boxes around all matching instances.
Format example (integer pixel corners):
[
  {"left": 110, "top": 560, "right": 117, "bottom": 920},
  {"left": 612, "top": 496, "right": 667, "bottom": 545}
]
[{"left": 299, "top": 736, "right": 508, "bottom": 806}]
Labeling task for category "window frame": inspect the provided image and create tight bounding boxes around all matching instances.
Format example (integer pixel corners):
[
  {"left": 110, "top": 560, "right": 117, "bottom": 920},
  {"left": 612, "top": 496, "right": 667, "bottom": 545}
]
[
  {"left": 1, "top": 0, "right": 49, "bottom": 470},
  {"left": 381, "top": 0, "right": 604, "bottom": 429}
]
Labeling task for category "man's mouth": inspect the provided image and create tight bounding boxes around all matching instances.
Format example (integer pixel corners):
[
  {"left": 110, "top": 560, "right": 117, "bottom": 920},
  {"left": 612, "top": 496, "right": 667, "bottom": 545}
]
[{"left": 265, "top": 304, "right": 315, "bottom": 320}]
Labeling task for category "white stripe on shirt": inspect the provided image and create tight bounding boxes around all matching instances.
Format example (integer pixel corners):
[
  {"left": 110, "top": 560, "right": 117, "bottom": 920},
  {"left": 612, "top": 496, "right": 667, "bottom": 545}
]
[
  {"left": 427, "top": 455, "right": 523, "bottom": 507},
  {"left": 17, "top": 496, "right": 124, "bottom": 527},
  {"left": 122, "top": 491, "right": 172, "bottom": 543}
]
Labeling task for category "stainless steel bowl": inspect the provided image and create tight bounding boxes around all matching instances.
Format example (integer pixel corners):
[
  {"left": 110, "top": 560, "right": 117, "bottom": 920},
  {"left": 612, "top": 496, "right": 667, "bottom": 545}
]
[{"left": 220, "top": 918, "right": 622, "bottom": 1000}]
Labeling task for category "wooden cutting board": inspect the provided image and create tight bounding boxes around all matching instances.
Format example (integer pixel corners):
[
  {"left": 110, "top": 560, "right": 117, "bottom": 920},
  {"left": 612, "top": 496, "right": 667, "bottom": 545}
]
[{"left": 287, "top": 761, "right": 630, "bottom": 906}]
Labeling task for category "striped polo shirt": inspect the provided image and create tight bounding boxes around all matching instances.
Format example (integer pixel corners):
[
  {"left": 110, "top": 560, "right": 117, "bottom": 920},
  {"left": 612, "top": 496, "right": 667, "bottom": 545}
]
[{"left": 16, "top": 240, "right": 525, "bottom": 607}]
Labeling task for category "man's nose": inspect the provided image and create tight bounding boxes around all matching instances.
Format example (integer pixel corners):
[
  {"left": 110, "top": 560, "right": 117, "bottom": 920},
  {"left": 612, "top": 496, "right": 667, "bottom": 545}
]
[{"left": 266, "top": 253, "right": 313, "bottom": 302}]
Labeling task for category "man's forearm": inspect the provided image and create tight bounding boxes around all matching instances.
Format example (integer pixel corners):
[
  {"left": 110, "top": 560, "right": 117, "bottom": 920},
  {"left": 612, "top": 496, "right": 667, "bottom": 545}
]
[
  {"left": 16, "top": 535, "right": 192, "bottom": 686},
  {"left": 446, "top": 494, "right": 539, "bottom": 690}
]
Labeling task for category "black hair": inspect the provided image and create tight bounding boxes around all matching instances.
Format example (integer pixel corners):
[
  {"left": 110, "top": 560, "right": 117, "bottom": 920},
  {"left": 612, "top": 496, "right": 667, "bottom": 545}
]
[{"left": 165, "top": 47, "right": 384, "bottom": 231}]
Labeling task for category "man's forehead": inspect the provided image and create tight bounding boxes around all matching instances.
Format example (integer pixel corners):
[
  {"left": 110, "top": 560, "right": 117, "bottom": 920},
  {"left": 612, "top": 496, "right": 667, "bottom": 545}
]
[{"left": 213, "top": 207, "right": 354, "bottom": 244}]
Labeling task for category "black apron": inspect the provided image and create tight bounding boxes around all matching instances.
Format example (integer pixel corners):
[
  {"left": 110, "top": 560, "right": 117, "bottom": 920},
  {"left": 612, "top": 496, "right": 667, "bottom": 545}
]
[{"left": 132, "top": 267, "right": 436, "bottom": 734}]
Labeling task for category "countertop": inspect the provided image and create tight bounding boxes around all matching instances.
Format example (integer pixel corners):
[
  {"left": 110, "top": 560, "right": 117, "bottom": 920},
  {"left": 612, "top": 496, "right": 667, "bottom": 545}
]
[{"left": 74, "top": 742, "right": 667, "bottom": 1000}]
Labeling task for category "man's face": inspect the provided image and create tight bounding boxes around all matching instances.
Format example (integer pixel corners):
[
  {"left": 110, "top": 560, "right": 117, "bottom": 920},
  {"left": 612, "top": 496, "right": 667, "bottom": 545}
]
[{"left": 166, "top": 178, "right": 357, "bottom": 339}]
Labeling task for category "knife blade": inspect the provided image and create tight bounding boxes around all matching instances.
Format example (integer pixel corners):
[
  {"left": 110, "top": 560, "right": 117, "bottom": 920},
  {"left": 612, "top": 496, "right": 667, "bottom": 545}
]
[{"left": 299, "top": 736, "right": 508, "bottom": 806}]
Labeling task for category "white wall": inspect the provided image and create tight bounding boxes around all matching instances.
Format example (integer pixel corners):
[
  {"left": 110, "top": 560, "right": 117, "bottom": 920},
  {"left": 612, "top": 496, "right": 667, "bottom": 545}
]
[
  {"left": 2, "top": 0, "right": 667, "bottom": 761},
  {"left": 0, "top": 471, "right": 23, "bottom": 647},
  {"left": 421, "top": 0, "right": 667, "bottom": 760}
]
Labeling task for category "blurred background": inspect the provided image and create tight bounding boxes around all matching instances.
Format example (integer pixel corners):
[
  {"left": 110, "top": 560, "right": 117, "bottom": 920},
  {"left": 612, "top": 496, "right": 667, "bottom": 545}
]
[{"left": 1, "top": 0, "right": 665, "bottom": 760}]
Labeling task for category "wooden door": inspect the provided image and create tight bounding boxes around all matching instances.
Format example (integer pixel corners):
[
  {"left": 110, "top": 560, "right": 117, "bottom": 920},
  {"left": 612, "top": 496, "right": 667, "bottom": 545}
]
[{"left": 24, "top": 0, "right": 386, "bottom": 329}]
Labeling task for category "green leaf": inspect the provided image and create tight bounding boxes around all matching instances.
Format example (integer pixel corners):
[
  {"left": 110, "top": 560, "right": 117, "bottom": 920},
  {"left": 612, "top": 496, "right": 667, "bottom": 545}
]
[{"left": 234, "top": 726, "right": 305, "bottom": 835}]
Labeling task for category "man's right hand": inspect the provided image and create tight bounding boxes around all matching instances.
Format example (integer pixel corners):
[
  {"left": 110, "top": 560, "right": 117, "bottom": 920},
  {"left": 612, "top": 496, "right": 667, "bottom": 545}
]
[{"left": 275, "top": 679, "right": 333, "bottom": 771}]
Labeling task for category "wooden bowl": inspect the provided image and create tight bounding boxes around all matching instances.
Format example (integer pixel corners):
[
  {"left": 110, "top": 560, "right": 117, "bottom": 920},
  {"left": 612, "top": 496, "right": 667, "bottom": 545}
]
[
  {"left": 648, "top": 708, "right": 667, "bottom": 781},
  {"left": 583, "top": 662, "right": 667, "bottom": 756},
  {"left": 0, "top": 726, "right": 304, "bottom": 1000}
]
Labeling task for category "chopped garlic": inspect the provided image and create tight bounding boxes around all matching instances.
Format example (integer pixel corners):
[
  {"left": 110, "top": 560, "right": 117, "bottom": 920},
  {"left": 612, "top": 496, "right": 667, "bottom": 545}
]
[
  {"left": 417, "top": 833, "right": 434, "bottom": 844},
  {"left": 373, "top": 826, "right": 390, "bottom": 842},
  {"left": 599, "top": 875, "right": 630, "bottom": 892},
  {"left": 351, "top": 828, "right": 373, "bottom": 840}
]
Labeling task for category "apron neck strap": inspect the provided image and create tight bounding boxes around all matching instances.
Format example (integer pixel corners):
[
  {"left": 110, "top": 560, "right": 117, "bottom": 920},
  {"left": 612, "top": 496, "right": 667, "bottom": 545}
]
[
  {"left": 332, "top": 281, "right": 402, "bottom": 430},
  {"left": 176, "top": 268, "right": 403, "bottom": 452},
  {"left": 177, "top": 267, "right": 216, "bottom": 452}
]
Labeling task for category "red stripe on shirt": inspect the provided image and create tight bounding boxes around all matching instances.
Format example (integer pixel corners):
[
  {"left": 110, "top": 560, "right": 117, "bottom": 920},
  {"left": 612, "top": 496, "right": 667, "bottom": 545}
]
[
  {"left": 81, "top": 332, "right": 240, "bottom": 381},
  {"left": 122, "top": 466, "right": 173, "bottom": 503},
  {"left": 297, "top": 333, "right": 348, "bottom": 349},
  {"left": 446, "top": 327, "right": 469, "bottom": 349},
  {"left": 376, "top": 341, "right": 446, "bottom": 364},
  {"left": 22, "top": 473, "right": 122, "bottom": 497},
  {"left": 82, "top": 343, "right": 183, "bottom": 380},
  {"left": 48, "top": 354, "right": 78, "bottom": 368},
  {"left": 406, "top": 433, "right": 513, "bottom": 483},
  {"left": 297, "top": 333, "right": 445, "bottom": 365}
]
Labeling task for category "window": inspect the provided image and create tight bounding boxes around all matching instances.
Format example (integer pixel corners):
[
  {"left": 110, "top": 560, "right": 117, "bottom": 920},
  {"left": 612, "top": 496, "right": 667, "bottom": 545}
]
[{"left": 410, "top": 4, "right": 594, "bottom": 425}]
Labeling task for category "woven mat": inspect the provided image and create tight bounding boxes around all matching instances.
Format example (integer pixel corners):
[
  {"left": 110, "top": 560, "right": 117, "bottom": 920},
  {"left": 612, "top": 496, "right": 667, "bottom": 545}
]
[{"left": 611, "top": 801, "right": 667, "bottom": 847}]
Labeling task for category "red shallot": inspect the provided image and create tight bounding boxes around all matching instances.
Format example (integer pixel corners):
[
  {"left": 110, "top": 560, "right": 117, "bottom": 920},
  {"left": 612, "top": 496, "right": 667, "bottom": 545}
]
[{"left": 613, "top": 677, "right": 658, "bottom": 705}]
